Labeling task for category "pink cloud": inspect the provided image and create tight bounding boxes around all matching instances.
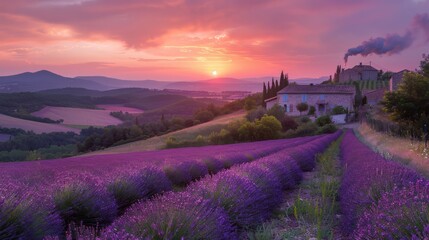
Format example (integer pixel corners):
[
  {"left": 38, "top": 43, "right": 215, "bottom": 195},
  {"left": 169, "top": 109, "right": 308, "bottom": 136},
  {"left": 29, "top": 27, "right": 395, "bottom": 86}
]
[{"left": 0, "top": 0, "right": 428, "bottom": 79}]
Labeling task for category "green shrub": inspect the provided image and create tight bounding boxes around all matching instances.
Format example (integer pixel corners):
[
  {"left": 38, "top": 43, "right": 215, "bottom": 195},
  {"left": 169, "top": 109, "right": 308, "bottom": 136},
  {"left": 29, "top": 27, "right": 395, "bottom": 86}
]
[
  {"left": 165, "top": 136, "right": 179, "bottom": 148},
  {"left": 266, "top": 104, "right": 285, "bottom": 122},
  {"left": 238, "top": 115, "right": 282, "bottom": 141},
  {"left": 246, "top": 106, "right": 267, "bottom": 121},
  {"left": 332, "top": 106, "right": 347, "bottom": 115},
  {"left": 316, "top": 124, "right": 337, "bottom": 134},
  {"left": 298, "top": 116, "right": 311, "bottom": 124},
  {"left": 316, "top": 115, "right": 332, "bottom": 127},
  {"left": 285, "top": 122, "right": 318, "bottom": 138},
  {"left": 281, "top": 116, "right": 298, "bottom": 131},
  {"left": 209, "top": 129, "right": 233, "bottom": 144},
  {"left": 308, "top": 106, "right": 316, "bottom": 115}
]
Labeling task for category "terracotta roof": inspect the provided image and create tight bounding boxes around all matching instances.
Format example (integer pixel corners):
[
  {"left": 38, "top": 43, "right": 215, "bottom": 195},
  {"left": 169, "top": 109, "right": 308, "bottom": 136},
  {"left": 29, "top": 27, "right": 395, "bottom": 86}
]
[
  {"left": 351, "top": 64, "right": 378, "bottom": 71},
  {"left": 278, "top": 84, "right": 356, "bottom": 94}
]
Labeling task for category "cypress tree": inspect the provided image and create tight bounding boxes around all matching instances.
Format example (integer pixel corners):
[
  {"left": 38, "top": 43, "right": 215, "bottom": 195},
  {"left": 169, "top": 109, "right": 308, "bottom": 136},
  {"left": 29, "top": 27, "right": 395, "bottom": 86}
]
[
  {"left": 262, "top": 82, "right": 267, "bottom": 100},
  {"left": 280, "top": 71, "right": 285, "bottom": 88},
  {"left": 334, "top": 65, "right": 341, "bottom": 83},
  {"left": 271, "top": 78, "right": 275, "bottom": 97},
  {"left": 284, "top": 73, "right": 289, "bottom": 87},
  {"left": 275, "top": 79, "right": 279, "bottom": 91}
]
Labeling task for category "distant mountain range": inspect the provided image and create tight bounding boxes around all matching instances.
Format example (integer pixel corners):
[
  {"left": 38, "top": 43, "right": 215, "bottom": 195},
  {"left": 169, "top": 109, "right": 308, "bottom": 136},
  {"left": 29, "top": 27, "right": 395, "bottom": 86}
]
[{"left": 0, "top": 70, "right": 328, "bottom": 93}]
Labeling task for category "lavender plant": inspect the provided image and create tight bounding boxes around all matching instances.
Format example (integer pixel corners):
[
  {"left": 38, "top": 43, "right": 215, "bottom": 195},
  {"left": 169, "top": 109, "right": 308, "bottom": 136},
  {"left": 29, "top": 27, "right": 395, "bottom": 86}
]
[
  {"left": 54, "top": 182, "right": 117, "bottom": 228},
  {"left": 105, "top": 191, "right": 237, "bottom": 240},
  {"left": 339, "top": 130, "right": 423, "bottom": 235}
]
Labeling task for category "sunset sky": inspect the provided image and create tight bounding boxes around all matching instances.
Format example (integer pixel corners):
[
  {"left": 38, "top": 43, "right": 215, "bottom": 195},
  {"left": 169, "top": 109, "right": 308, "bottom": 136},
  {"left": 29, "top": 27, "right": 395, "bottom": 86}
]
[{"left": 0, "top": 0, "right": 428, "bottom": 81}]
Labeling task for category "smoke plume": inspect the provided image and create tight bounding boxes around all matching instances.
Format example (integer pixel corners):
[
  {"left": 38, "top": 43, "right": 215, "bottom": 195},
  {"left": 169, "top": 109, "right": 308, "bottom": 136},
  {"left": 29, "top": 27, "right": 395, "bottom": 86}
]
[
  {"left": 344, "top": 13, "right": 429, "bottom": 63},
  {"left": 412, "top": 13, "right": 429, "bottom": 40}
]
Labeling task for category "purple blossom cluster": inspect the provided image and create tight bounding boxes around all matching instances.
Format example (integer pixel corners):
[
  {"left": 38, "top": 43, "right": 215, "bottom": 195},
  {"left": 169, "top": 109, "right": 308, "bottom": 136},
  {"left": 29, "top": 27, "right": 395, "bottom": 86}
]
[
  {"left": 339, "top": 130, "right": 428, "bottom": 238},
  {"left": 354, "top": 179, "right": 429, "bottom": 239},
  {"left": 0, "top": 194, "right": 63, "bottom": 239},
  {"left": 0, "top": 135, "right": 324, "bottom": 238},
  {"left": 105, "top": 131, "right": 342, "bottom": 239}
]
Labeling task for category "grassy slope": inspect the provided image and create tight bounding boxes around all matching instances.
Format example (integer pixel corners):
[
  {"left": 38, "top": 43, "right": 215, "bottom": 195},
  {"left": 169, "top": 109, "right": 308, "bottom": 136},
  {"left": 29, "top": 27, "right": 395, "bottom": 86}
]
[
  {"left": 0, "top": 113, "right": 80, "bottom": 134},
  {"left": 83, "top": 110, "right": 246, "bottom": 156},
  {"left": 355, "top": 123, "right": 429, "bottom": 176}
]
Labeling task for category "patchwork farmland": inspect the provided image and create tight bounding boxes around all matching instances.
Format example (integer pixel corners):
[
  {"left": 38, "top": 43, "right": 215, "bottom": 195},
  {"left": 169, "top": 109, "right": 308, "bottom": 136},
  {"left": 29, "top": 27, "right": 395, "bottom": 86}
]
[
  {"left": 31, "top": 106, "right": 124, "bottom": 127},
  {"left": 0, "top": 113, "right": 80, "bottom": 134}
]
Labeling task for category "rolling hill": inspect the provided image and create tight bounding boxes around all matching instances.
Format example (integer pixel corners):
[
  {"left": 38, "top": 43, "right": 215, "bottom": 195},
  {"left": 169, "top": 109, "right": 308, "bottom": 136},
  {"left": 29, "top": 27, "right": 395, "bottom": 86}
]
[
  {"left": 0, "top": 70, "right": 110, "bottom": 92},
  {"left": 0, "top": 70, "right": 328, "bottom": 93}
]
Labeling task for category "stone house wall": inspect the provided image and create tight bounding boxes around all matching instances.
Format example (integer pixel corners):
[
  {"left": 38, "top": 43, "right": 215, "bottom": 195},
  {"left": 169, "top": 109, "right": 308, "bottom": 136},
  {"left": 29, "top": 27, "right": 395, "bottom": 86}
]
[{"left": 276, "top": 93, "right": 354, "bottom": 116}]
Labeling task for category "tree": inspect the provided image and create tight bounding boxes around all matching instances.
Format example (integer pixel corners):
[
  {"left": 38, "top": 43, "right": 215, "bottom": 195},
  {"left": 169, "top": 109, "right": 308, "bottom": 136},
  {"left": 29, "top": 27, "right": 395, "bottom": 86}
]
[
  {"left": 269, "top": 78, "right": 276, "bottom": 98},
  {"left": 194, "top": 110, "right": 215, "bottom": 123},
  {"left": 353, "top": 82, "right": 362, "bottom": 110},
  {"left": 246, "top": 106, "right": 267, "bottom": 122},
  {"left": 244, "top": 98, "right": 257, "bottom": 111},
  {"left": 362, "top": 96, "right": 367, "bottom": 106},
  {"left": 296, "top": 102, "right": 309, "bottom": 115},
  {"left": 308, "top": 106, "right": 316, "bottom": 115},
  {"left": 316, "top": 115, "right": 332, "bottom": 127},
  {"left": 418, "top": 53, "right": 429, "bottom": 78},
  {"left": 262, "top": 82, "right": 267, "bottom": 100},
  {"left": 266, "top": 104, "right": 285, "bottom": 122},
  {"left": 333, "top": 65, "right": 341, "bottom": 83},
  {"left": 383, "top": 71, "right": 429, "bottom": 132},
  {"left": 280, "top": 71, "right": 285, "bottom": 88},
  {"left": 281, "top": 115, "right": 298, "bottom": 131},
  {"left": 332, "top": 106, "right": 347, "bottom": 115}
]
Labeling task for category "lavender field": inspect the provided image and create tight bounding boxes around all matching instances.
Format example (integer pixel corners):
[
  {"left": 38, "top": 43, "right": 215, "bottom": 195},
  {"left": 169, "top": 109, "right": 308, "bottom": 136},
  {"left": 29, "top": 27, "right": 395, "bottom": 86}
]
[
  {"left": 339, "top": 130, "right": 429, "bottom": 239},
  {"left": 2, "top": 130, "right": 428, "bottom": 239},
  {"left": 0, "top": 133, "right": 338, "bottom": 239}
]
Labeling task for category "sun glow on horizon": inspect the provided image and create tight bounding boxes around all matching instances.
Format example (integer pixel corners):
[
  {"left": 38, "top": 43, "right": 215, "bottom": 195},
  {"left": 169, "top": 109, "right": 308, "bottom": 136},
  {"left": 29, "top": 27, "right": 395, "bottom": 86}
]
[{"left": 211, "top": 70, "right": 218, "bottom": 76}]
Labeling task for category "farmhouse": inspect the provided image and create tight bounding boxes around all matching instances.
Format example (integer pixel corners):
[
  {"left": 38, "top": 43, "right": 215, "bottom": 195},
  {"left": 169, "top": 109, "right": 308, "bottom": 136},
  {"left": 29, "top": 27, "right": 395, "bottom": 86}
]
[
  {"left": 265, "top": 84, "right": 356, "bottom": 116},
  {"left": 339, "top": 63, "right": 378, "bottom": 82}
]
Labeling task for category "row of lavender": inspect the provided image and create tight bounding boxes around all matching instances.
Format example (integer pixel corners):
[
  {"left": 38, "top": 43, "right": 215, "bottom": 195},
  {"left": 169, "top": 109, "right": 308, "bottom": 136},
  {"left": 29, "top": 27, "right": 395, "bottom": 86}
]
[
  {"left": 339, "top": 130, "right": 429, "bottom": 239},
  {"left": 0, "top": 135, "right": 322, "bottom": 239},
  {"left": 99, "top": 131, "right": 342, "bottom": 239}
]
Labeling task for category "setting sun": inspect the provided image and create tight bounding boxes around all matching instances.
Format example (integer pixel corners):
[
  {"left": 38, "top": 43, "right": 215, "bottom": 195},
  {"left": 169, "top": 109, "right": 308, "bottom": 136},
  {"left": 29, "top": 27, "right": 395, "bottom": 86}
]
[{"left": 212, "top": 70, "right": 218, "bottom": 77}]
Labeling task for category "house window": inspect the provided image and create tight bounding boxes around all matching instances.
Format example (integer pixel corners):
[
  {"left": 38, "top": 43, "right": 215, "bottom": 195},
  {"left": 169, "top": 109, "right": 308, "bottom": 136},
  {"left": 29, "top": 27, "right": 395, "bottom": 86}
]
[
  {"left": 302, "top": 94, "right": 308, "bottom": 102},
  {"left": 284, "top": 104, "right": 288, "bottom": 112},
  {"left": 282, "top": 94, "right": 288, "bottom": 102},
  {"left": 290, "top": 104, "right": 293, "bottom": 112},
  {"left": 319, "top": 94, "right": 325, "bottom": 100}
]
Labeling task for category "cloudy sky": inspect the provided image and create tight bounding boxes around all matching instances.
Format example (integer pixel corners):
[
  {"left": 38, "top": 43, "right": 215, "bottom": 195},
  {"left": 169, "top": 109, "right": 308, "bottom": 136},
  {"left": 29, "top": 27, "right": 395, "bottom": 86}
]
[{"left": 0, "top": 0, "right": 428, "bottom": 81}]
